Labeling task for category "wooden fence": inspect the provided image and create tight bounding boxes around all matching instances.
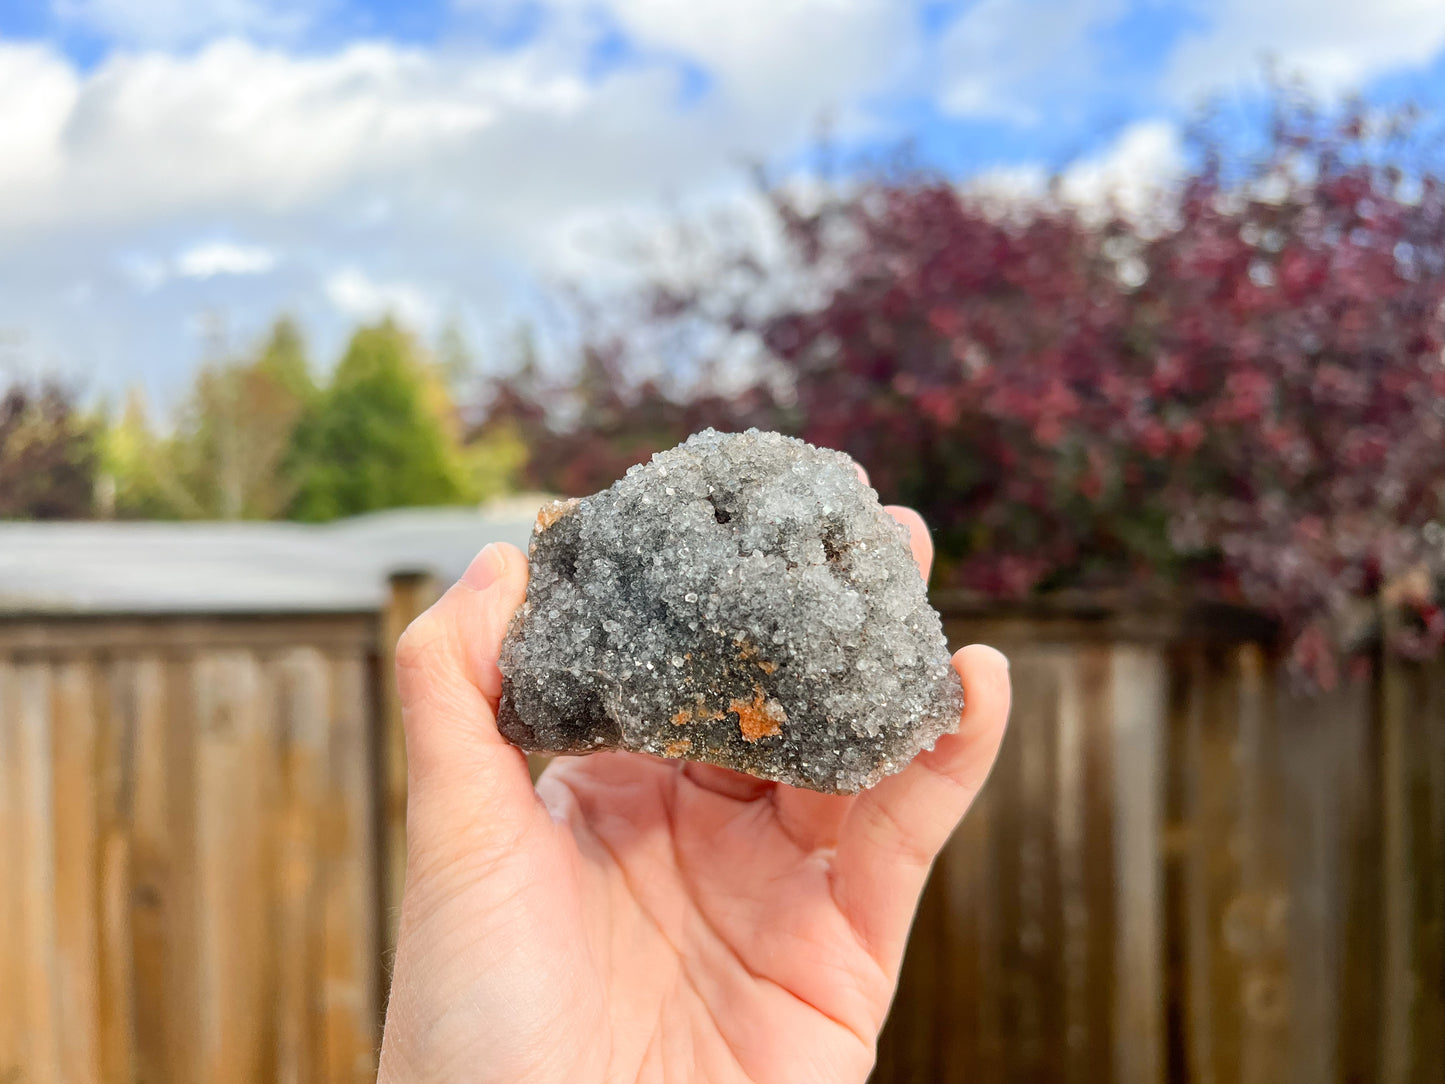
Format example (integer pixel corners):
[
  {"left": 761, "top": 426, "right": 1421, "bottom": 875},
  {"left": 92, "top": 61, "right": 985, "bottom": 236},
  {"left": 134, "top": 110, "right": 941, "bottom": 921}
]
[
  {"left": 0, "top": 615, "right": 386, "bottom": 1084},
  {"left": 2, "top": 594, "right": 1442, "bottom": 1082},
  {"left": 874, "top": 598, "right": 1445, "bottom": 1084}
]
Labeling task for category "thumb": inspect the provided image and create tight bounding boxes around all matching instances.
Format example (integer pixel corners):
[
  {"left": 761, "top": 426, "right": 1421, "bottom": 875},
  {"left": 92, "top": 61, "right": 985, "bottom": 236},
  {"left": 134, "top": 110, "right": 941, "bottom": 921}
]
[{"left": 394, "top": 542, "right": 537, "bottom": 855}]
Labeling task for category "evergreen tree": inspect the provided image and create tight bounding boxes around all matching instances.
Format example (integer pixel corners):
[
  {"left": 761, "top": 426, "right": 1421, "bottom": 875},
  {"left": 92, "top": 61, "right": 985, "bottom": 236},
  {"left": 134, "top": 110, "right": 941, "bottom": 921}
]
[{"left": 285, "top": 319, "right": 466, "bottom": 521}]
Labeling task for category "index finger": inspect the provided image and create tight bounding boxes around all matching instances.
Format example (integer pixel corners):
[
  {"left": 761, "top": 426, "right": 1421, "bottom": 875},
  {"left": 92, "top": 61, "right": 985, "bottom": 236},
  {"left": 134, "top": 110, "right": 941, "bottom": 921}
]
[{"left": 831, "top": 644, "right": 1011, "bottom": 973}]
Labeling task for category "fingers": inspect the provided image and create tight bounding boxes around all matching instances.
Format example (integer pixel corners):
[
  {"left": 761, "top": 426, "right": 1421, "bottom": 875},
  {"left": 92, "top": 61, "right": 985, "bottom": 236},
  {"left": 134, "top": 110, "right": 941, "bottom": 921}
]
[
  {"left": 833, "top": 644, "right": 1011, "bottom": 971},
  {"left": 885, "top": 505, "right": 933, "bottom": 581},
  {"left": 394, "top": 541, "right": 535, "bottom": 814},
  {"left": 854, "top": 455, "right": 931, "bottom": 581}
]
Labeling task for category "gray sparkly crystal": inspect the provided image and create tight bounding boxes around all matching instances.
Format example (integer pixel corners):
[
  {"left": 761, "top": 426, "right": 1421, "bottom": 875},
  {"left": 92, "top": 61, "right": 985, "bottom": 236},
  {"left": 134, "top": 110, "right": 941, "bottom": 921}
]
[{"left": 497, "top": 428, "right": 965, "bottom": 794}]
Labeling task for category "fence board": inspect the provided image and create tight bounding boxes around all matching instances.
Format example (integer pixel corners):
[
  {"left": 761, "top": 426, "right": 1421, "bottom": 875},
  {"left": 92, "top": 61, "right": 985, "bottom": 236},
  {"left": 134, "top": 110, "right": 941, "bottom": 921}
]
[
  {"left": 275, "top": 648, "right": 331, "bottom": 1084},
  {"left": 380, "top": 572, "right": 437, "bottom": 969},
  {"left": 96, "top": 657, "right": 137, "bottom": 1084},
  {"left": 1111, "top": 645, "right": 1165, "bottom": 1084},
  {"left": 0, "top": 661, "right": 22, "bottom": 1081},
  {"left": 194, "top": 650, "right": 276, "bottom": 1083},
  {"left": 14, "top": 661, "right": 61, "bottom": 1083},
  {"left": 323, "top": 652, "right": 381, "bottom": 1083},
  {"left": 1076, "top": 646, "right": 1117, "bottom": 1084},
  {"left": 1417, "top": 661, "right": 1445, "bottom": 1083},
  {"left": 120, "top": 654, "right": 176, "bottom": 1084},
  {"left": 164, "top": 653, "right": 205, "bottom": 1084},
  {"left": 51, "top": 658, "right": 103, "bottom": 1083},
  {"left": 1054, "top": 647, "right": 1089, "bottom": 1081}
]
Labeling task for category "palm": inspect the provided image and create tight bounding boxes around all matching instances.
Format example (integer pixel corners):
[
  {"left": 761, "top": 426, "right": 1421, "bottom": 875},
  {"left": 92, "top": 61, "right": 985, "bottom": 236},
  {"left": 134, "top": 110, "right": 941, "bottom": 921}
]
[
  {"left": 534, "top": 752, "right": 892, "bottom": 1082},
  {"left": 380, "top": 524, "right": 1010, "bottom": 1084}
]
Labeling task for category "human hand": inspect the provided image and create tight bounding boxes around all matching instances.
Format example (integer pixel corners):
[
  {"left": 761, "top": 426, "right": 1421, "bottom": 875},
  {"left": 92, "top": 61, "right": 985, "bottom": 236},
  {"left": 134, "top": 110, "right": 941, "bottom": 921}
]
[{"left": 378, "top": 506, "right": 1011, "bottom": 1083}]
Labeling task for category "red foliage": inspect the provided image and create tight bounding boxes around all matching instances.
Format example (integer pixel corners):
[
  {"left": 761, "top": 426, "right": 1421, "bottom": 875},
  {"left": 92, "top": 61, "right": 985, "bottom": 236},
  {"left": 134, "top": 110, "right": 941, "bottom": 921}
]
[
  {"left": 482, "top": 344, "right": 780, "bottom": 495},
  {"left": 0, "top": 382, "right": 98, "bottom": 520},
  {"left": 482, "top": 98, "right": 1445, "bottom": 680}
]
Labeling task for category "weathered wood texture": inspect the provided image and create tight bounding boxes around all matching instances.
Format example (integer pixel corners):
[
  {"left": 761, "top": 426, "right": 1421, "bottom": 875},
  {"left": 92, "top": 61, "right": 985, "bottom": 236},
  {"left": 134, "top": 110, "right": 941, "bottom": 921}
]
[
  {"left": 4, "top": 600, "right": 1442, "bottom": 1084},
  {"left": 874, "top": 606, "right": 1445, "bottom": 1084},
  {"left": 1, "top": 616, "right": 383, "bottom": 1084}
]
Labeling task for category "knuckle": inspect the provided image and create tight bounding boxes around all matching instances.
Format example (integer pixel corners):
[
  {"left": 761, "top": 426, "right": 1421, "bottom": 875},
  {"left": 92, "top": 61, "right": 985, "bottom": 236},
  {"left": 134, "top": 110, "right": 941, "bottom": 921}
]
[{"left": 395, "top": 606, "right": 452, "bottom": 676}]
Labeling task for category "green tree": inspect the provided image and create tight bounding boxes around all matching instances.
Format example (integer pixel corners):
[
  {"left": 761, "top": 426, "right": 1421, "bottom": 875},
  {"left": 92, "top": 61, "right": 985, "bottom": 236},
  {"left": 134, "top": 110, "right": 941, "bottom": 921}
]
[
  {"left": 285, "top": 319, "right": 467, "bottom": 521},
  {"left": 100, "top": 389, "right": 175, "bottom": 518},
  {"left": 105, "top": 317, "right": 316, "bottom": 520}
]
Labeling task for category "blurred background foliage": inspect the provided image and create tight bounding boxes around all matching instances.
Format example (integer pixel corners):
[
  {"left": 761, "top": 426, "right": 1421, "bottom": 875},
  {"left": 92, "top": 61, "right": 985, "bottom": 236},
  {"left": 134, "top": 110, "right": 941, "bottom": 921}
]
[{"left": 5, "top": 89, "right": 1445, "bottom": 683}]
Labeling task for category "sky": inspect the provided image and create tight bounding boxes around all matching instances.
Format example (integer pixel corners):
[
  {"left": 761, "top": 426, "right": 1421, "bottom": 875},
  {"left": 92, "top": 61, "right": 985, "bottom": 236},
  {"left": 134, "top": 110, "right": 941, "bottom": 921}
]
[{"left": 6, "top": 0, "right": 1445, "bottom": 407}]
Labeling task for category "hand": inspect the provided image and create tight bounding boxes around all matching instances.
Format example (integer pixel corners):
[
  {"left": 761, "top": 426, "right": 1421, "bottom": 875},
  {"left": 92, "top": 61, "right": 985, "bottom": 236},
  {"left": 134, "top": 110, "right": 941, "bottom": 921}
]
[{"left": 378, "top": 507, "right": 1011, "bottom": 1083}]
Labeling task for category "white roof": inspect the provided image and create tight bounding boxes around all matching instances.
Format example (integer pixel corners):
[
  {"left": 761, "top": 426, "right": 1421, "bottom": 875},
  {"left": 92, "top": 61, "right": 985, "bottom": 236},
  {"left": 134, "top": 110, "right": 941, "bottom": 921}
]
[{"left": 0, "top": 506, "right": 539, "bottom": 616}]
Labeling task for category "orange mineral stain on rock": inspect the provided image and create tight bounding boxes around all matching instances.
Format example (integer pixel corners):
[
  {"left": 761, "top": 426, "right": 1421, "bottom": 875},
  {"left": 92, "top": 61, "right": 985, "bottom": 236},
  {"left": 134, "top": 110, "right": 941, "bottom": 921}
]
[
  {"left": 664, "top": 738, "right": 692, "bottom": 757},
  {"left": 738, "top": 640, "right": 780, "bottom": 675},
  {"left": 672, "top": 707, "right": 693, "bottom": 727},
  {"left": 535, "top": 498, "right": 580, "bottom": 532},
  {"left": 730, "top": 687, "right": 787, "bottom": 742}
]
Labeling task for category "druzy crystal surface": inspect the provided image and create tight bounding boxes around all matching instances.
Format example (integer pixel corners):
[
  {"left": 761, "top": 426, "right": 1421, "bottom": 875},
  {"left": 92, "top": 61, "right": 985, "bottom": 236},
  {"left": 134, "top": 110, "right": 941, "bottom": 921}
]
[{"left": 497, "top": 429, "right": 965, "bottom": 793}]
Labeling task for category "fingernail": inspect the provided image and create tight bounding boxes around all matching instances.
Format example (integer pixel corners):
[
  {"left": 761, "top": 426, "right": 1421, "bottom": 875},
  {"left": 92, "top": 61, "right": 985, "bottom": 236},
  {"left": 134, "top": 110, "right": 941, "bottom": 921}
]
[{"left": 462, "top": 542, "right": 505, "bottom": 591}]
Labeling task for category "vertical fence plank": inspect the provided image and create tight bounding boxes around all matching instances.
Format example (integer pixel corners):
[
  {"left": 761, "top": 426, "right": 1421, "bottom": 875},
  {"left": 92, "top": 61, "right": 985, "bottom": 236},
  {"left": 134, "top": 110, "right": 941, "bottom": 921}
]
[
  {"left": 121, "top": 654, "right": 179, "bottom": 1084},
  {"left": 0, "top": 659, "right": 23, "bottom": 1082},
  {"left": 381, "top": 572, "right": 436, "bottom": 973},
  {"left": 165, "top": 653, "right": 207, "bottom": 1083},
  {"left": 1416, "top": 658, "right": 1445, "bottom": 1083},
  {"left": 1232, "top": 645, "right": 1292, "bottom": 1084},
  {"left": 1055, "top": 649, "right": 1088, "bottom": 1080},
  {"left": 1074, "top": 645, "right": 1117, "bottom": 1083},
  {"left": 96, "top": 655, "right": 137, "bottom": 1084},
  {"left": 995, "top": 652, "right": 1056, "bottom": 1080},
  {"left": 275, "top": 647, "right": 330, "bottom": 1084},
  {"left": 1275, "top": 672, "right": 1364, "bottom": 1083},
  {"left": 940, "top": 758, "right": 996, "bottom": 1082},
  {"left": 901, "top": 848, "right": 945, "bottom": 1082},
  {"left": 1382, "top": 651, "right": 1445, "bottom": 1083},
  {"left": 1337, "top": 652, "right": 1386, "bottom": 1082},
  {"left": 1380, "top": 647, "right": 1414, "bottom": 1083},
  {"left": 51, "top": 658, "right": 103, "bottom": 1083},
  {"left": 1161, "top": 645, "right": 1193, "bottom": 1083},
  {"left": 1198, "top": 647, "right": 1248, "bottom": 1084},
  {"left": 194, "top": 650, "right": 278, "bottom": 1084},
  {"left": 12, "top": 661, "right": 61, "bottom": 1083},
  {"left": 323, "top": 651, "right": 381, "bottom": 1083},
  {"left": 1111, "top": 644, "right": 1165, "bottom": 1084}
]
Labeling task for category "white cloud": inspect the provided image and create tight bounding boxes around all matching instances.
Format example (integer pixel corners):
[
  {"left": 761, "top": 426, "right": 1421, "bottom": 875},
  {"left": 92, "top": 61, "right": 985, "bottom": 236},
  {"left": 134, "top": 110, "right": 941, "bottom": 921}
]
[
  {"left": 0, "top": 2, "right": 923, "bottom": 400},
  {"left": 324, "top": 268, "right": 439, "bottom": 333},
  {"left": 0, "top": 38, "right": 517, "bottom": 236},
  {"left": 1059, "top": 119, "right": 1184, "bottom": 219},
  {"left": 1168, "top": 0, "right": 1445, "bottom": 99},
  {"left": 554, "top": 0, "right": 905, "bottom": 106},
  {"left": 0, "top": 44, "right": 80, "bottom": 196},
  {"left": 959, "top": 120, "right": 1183, "bottom": 225},
  {"left": 936, "top": 0, "right": 1126, "bottom": 121},
  {"left": 175, "top": 241, "right": 278, "bottom": 279},
  {"left": 962, "top": 163, "right": 1051, "bottom": 206}
]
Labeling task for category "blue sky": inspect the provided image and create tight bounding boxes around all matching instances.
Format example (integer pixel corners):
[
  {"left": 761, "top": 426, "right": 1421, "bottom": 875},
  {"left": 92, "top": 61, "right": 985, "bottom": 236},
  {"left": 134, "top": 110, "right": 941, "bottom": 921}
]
[{"left": 5, "top": 0, "right": 1445, "bottom": 406}]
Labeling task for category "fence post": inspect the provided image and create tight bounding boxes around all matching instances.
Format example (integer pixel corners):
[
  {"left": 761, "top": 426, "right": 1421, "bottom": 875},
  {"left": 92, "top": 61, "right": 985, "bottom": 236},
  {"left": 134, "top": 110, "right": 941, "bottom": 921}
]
[{"left": 380, "top": 570, "right": 439, "bottom": 975}]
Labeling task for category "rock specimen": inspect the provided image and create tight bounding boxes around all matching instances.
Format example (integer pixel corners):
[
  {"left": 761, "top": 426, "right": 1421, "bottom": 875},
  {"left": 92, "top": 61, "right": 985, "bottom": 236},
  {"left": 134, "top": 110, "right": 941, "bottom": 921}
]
[{"left": 497, "top": 429, "right": 965, "bottom": 793}]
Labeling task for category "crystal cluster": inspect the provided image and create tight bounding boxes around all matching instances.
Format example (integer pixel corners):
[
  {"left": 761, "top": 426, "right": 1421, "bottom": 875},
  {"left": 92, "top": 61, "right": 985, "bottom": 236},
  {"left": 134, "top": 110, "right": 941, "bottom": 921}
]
[{"left": 497, "top": 429, "right": 965, "bottom": 793}]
